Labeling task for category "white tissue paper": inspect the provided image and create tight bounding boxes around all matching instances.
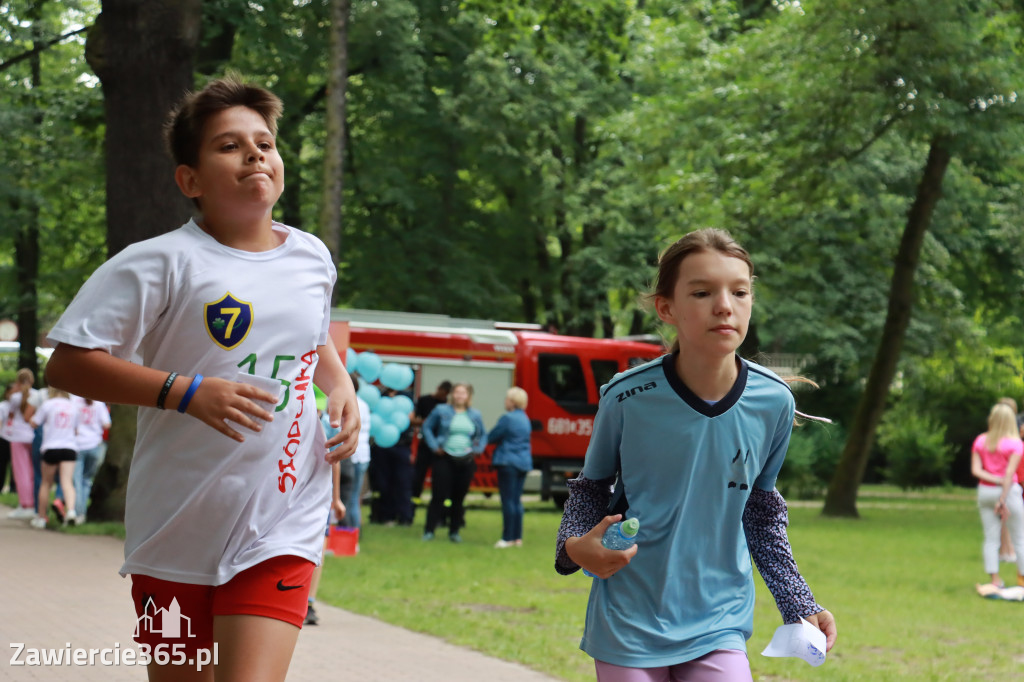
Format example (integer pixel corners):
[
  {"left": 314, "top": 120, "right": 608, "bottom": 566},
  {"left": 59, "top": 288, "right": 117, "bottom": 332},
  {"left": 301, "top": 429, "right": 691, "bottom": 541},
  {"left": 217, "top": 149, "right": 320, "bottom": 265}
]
[
  {"left": 761, "top": 616, "right": 827, "bottom": 667},
  {"left": 233, "top": 372, "right": 284, "bottom": 429}
]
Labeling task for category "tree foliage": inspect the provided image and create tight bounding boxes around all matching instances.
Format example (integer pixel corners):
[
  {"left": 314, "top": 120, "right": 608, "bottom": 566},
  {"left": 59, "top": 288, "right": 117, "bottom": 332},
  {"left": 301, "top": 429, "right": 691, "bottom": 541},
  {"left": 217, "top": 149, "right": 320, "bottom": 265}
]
[{"left": 5, "top": 0, "right": 1024, "bottom": 519}]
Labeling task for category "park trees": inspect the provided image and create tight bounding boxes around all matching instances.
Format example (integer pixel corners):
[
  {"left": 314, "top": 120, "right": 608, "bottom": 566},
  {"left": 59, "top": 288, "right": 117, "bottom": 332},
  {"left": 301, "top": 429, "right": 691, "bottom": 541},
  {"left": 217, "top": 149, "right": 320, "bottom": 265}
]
[
  {"left": 613, "top": 0, "right": 1024, "bottom": 515},
  {"left": 4, "top": 0, "right": 1024, "bottom": 520},
  {"left": 1, "top": 1, "right": 104, "bottom": 379}
]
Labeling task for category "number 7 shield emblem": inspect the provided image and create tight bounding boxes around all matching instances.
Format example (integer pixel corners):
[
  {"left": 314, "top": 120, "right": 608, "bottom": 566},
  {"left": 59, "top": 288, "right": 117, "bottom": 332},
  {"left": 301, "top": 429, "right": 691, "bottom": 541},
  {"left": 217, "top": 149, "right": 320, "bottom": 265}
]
[{"left": 204, "top": 292, "right": 254, "bottom": 350}]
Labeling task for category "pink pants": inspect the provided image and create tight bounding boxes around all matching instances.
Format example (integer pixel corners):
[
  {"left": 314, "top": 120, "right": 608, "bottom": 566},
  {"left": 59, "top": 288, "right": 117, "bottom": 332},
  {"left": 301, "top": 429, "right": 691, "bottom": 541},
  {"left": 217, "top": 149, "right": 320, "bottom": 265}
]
[
  {"left": 9, "top": 441, "right": 35, "bottom": 509},
  {"left": 595, "top": 650, "right": 752, "bottom": 682}
]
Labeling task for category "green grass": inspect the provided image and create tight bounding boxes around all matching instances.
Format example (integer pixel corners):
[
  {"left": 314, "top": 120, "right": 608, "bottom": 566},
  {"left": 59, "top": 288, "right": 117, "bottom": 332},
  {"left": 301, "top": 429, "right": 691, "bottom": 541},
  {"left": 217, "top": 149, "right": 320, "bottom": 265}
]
[
  {"left": 9, "top": 486, "right": 1023, "bottom": 680},
  {"left": 317, "top": 489, "right": 1024, "bottom": 682}
]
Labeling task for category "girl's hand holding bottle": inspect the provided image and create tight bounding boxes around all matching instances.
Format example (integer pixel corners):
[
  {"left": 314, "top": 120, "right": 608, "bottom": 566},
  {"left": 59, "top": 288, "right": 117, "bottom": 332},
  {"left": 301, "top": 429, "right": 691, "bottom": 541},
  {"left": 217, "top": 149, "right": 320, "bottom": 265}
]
[{"left": 565, "top": 514, "right": 638, "bottom": 579}]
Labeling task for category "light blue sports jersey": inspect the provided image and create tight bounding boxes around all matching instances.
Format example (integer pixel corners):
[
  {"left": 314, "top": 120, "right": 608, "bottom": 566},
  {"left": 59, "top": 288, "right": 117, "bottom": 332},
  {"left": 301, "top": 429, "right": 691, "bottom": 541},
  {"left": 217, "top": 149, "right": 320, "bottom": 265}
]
[{"left": 580, "top": 353, "right": 795, "bottom": 667}]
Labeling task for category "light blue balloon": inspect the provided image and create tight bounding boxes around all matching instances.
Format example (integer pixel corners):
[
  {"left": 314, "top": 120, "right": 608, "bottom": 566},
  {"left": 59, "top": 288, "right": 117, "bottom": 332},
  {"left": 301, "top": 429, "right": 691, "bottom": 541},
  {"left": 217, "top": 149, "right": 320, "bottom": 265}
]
[
  {"left": 369, "top": 413, "right": 389, "bottom": 439},
  {"left": 356, "top": 351, "right": 383, "bottom": 382},
  {"left": 357, "top": 383, "right": 380, "bottom": 410},
  {"left": 392, "top": 394, "right": 414, "bottom": 417},
  {"left": 346, "top": 347, "right": 358, "bottom": 370},
  {"left": 380, "top": 363, "right": 415, "bottom": 391},
  {"left": 388, "top": 410, "right": 410, "bottom": 432},
  {"left": 374, "top": 422, "right": 400, "bottom": 448},
  {"left": 374, "top": 395, "right": 396, "bottom": 417}
]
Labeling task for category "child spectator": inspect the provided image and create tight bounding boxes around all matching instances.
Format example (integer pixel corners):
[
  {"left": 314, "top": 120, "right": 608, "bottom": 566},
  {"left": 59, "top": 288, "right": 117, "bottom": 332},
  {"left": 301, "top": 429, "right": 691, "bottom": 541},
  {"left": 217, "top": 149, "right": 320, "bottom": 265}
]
[
  {"left": 30, "top": 388, "right": 79, "bottom": 528},
  {"left": 4, "top": 369, "right": 40, "bottom": 520},
  {"left": 971, "top": 402, "right": 1024, "bottom": 588},
  {"left": 73, "top": 397, "right": 111, "bottom": 523}
]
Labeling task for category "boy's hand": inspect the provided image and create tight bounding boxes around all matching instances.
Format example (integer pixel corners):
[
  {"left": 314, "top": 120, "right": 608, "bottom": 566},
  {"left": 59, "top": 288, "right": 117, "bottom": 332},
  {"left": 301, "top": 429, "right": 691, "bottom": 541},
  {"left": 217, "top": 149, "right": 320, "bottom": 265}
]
[
  {"left": 564, "top": 514, "right": 638, "bottom": 579},
  {"left": 804, "top": 609, "right": 837, "bottom": 652},
  {"left": 182, "top": 376, "right": 276, "bottom": 442},
  {"left": 324, "top": 385, "right": 360, "bottom": 463}
]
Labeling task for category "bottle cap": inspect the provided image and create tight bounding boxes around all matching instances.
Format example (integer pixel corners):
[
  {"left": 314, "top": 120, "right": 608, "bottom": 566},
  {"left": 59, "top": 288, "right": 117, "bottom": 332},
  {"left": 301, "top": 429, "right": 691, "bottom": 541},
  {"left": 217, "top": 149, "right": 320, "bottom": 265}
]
[{"left": 621, "top": 518, "right": 639, "bottom": 537}]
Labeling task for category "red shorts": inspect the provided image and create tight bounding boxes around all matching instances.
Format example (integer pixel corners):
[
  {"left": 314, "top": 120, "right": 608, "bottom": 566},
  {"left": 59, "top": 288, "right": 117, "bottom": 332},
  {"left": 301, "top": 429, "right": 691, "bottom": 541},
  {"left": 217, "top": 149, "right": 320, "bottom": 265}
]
[{"left": 130, "top": 555, "right": 315, "bottom": 656}]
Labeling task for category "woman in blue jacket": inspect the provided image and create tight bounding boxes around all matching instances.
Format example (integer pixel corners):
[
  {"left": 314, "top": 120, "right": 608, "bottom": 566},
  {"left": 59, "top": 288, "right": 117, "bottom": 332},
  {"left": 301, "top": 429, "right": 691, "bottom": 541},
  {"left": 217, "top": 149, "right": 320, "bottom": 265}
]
[
  {"left": 421, "top": 382, "right": 486, "bottom": 543},
  {"left": 489, "top": 387, "right": 532, "bottom": 548}
]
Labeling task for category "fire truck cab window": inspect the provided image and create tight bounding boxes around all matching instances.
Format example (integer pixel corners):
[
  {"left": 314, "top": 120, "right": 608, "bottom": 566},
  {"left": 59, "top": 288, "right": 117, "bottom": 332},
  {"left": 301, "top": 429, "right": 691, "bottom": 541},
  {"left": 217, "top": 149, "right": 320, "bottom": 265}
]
[
  {"left": 538, "top": 354, "right": 588, "bottom": 404},
  {"left": 590, "top": 360, "right": 620, "bottom": 392}
]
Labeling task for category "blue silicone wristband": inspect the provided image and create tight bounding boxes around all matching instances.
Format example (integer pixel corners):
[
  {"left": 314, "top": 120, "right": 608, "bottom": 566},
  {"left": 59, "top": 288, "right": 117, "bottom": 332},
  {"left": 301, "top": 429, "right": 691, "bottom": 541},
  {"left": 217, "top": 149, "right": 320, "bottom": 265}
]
[{"left": 177, "top": 374, "right": 204, "bottom": 414}]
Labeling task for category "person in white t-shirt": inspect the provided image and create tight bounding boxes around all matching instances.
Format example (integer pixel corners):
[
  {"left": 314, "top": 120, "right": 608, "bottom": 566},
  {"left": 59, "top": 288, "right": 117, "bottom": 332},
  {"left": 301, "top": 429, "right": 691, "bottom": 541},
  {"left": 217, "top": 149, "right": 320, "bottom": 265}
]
[
  {"left": 73, "top": 397, "right": 111, "bottom": 522},
  {"left": 4, "top": 369, "right": 40, "bottom": 519},
  {"left": 29, "top": 389, "right": 79, "bottom": 528},
  {"left": 44, "top": 76, "right": 360, "bottom": 682}
]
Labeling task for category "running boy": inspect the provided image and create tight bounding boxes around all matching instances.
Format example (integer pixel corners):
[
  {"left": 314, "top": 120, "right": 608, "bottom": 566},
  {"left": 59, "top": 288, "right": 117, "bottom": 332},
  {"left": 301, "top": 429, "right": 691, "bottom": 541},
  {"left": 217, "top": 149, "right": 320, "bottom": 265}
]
[
  {"left": 555, "top": 228, "right": 836, "bottom": 681},
  {"left": 45, "top": 76, "right": 359, "bottom": 682}
]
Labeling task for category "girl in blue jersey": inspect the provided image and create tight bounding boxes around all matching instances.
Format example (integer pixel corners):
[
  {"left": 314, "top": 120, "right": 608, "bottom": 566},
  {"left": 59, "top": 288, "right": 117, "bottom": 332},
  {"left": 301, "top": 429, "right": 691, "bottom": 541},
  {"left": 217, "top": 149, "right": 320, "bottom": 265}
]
[{"left": 556, "top": 228, "right": 836, "bottom": 681}]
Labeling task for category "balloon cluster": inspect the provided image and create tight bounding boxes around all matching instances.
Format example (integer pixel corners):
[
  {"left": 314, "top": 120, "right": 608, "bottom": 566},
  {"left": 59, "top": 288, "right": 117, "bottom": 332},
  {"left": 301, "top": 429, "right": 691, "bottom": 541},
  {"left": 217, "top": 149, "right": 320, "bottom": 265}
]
[{"left": 347, "top": 350, "right": 415, "bottom": 448}]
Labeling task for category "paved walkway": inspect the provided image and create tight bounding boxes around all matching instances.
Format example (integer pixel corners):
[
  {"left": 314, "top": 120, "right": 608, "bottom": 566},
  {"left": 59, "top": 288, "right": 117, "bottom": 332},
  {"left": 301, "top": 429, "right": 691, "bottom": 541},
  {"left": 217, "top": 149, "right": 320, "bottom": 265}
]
[{"left": 0, "top": 505, "right": 561, "bottom": 681}]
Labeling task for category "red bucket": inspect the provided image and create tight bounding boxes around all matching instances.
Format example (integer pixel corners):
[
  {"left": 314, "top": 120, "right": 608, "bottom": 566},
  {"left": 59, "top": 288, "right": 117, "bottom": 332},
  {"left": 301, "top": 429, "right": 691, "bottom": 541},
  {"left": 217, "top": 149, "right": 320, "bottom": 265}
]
[{"left": 327, "top": 526, "right": 359, "bottom": 556}]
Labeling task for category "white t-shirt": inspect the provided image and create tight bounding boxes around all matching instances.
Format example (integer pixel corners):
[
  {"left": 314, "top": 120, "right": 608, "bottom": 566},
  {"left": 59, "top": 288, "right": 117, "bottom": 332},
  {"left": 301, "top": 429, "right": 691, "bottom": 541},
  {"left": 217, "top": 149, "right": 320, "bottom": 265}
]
[
  {"left": 0, "top": 401, "right": 9, "bottom": 441},
  {"left": 76, "top": 400, "right": 111, "bottom": 451},
  {"left": 34, "top": 397, "right": 79, "bottom": 452},
  {"left": 4, "top": 390, "right": 41, "bottom": 444},
  {"left": 48, "top": 219, "right": 336, "bottom": 585},
  {"left": 353, "top": 396, "right": 372, "bottom": 465}
]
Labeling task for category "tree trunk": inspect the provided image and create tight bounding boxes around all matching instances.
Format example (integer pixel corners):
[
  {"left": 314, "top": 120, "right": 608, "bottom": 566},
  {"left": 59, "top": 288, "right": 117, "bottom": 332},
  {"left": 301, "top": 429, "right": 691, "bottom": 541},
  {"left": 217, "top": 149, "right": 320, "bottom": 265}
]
[
  {"left": 13, "top": 2, "right": 45, "bottom": 380},
  {"left": 822, "top": 137, "right": 952, "bottom": 517},
  {"left": 85, "top": 0, "right": 199, "bottom": 256},
  {"left": 13, "top": 204, "right": 39, "bottom": 379},
  {"left": 81, "top": 0, "right": 201, "bottom": 520},
  {"left": 320, "top": 0, "right": 350, "bottom": 302}
]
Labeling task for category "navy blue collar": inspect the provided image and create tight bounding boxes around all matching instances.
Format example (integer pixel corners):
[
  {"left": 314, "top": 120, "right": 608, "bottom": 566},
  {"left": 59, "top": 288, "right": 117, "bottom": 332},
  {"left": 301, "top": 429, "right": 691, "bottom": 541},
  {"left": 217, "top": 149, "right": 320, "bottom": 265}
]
[{"left": 661, "top": 352, "right": 747, "bottom": 418}]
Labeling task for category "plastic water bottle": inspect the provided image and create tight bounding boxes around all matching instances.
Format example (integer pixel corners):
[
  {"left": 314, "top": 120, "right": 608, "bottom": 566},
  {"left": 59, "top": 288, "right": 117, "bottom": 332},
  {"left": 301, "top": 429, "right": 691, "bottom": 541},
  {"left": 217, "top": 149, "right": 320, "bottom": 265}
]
[{"left": 583, "top": 518, "right": 639, "bottom": 578}]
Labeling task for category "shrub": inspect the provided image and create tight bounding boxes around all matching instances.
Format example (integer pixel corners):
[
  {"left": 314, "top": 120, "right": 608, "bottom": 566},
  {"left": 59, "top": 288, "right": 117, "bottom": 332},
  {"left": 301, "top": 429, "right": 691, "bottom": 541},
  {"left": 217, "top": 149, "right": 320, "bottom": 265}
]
[
  {"left": 777, "top": 422, "right": 845, "bottom": 500},
  {"left": 877, "top": 407, "right": 955, "bottom": 490}
]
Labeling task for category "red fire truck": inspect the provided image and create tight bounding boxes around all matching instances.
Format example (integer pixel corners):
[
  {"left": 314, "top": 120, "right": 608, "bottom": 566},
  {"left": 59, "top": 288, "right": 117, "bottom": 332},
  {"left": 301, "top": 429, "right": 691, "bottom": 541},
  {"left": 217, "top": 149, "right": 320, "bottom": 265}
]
[{"left": 328, "top": 309, "right": 665, "bottom": 506}]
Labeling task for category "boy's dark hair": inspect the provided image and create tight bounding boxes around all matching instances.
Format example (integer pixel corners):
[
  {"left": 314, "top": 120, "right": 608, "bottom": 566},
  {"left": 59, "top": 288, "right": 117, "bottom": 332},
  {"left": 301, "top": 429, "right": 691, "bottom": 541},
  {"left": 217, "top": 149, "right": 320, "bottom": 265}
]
[{"left": 164, "top": 75, "right": 283, "bottom": 168}]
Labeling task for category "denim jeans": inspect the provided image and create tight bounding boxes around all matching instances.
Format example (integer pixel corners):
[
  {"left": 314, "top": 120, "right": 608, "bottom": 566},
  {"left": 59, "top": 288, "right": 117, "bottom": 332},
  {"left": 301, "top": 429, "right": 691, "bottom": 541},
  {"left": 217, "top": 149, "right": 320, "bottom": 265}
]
[
  {"left": 74, "top": 443, "right": 107, "bottom": 519},
  {"left": 345, "top": 460, "right": 370, "bottom": 529},
  {"left": 496, "top": 466, "right": 527, "bottom": 542}
]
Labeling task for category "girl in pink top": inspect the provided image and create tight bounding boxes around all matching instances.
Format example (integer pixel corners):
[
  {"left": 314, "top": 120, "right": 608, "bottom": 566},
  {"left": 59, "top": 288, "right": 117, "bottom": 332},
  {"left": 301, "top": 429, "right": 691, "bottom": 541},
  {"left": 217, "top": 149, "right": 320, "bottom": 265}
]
[{"left": 971, "top": 402, "right": 1024, "bottom": 587}]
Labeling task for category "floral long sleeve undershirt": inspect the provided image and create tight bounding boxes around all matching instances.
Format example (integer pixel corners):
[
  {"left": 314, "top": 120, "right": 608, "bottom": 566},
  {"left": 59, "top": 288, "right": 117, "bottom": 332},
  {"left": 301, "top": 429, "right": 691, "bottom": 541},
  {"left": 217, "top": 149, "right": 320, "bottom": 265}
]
[{"left": 554, "top": 475, "right": 823, "bottom": 624}]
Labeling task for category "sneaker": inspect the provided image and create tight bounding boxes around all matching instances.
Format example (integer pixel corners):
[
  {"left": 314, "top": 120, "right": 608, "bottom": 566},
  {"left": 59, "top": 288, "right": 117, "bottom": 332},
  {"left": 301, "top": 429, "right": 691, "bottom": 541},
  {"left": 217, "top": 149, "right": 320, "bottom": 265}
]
[
  {"left": 51, "top": 499, "right": 65, "bottom": 523},
  {"left": 422, "top": 532, "right": 434, "bottom": 541},
  {"left": 64, "top": 511, "right": 78, "bottom": 527},
  {"left": 304, "top": 603, "right": 319, "bottom": 626},
  {"left": 30, "top": 517, "right": 46, "bottom": 530},
  {"left": 7, "top": 507, "right": 36, "bottom": 520},
  {"left": 494, "top": 539, "right": 512, "bottom": 549},
  {"left": 449, "top": 533, "right": 462, "bottom": 544}
]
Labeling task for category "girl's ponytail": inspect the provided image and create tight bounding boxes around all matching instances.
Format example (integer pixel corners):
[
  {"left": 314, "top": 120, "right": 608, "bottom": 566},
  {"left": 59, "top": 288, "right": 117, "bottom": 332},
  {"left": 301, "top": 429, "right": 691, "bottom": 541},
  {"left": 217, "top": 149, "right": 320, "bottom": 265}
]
[{"left": 15, "top": 368, "right": 34, "bottom": 416}]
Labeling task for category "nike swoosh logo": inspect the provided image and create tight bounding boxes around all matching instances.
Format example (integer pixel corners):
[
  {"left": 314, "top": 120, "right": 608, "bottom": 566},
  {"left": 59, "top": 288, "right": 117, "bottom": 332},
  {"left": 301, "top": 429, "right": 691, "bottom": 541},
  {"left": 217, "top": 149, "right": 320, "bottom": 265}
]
[{"left": 276, "top": 579, "right": 304, "bottom": 591}]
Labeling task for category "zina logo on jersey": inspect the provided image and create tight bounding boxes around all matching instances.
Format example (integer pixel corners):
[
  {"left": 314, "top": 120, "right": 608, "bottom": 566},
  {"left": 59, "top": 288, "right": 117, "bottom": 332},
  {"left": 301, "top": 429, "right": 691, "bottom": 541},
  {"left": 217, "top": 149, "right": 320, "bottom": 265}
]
[{"left": 204, "top": 292, "right": 253, "bottom": 350}]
